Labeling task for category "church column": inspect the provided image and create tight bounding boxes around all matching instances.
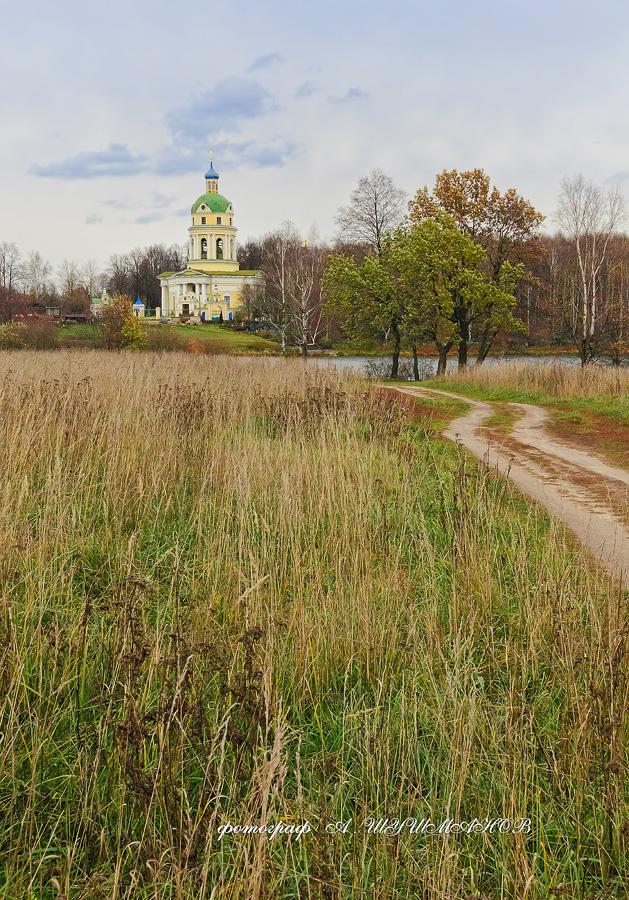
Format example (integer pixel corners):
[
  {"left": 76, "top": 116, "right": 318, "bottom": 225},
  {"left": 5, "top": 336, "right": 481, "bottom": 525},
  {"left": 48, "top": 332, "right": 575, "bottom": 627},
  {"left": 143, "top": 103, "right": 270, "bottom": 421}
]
[{"left": 161, "top": 284, "right": 169, "bottom": 316}]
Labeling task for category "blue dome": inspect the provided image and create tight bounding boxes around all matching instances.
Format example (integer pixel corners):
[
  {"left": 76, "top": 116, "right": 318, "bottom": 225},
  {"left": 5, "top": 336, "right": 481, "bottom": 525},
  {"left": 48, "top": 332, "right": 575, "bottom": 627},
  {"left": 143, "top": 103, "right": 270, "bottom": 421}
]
[{"left": 205, "top": 162, "right": 219, "bottom": 179}]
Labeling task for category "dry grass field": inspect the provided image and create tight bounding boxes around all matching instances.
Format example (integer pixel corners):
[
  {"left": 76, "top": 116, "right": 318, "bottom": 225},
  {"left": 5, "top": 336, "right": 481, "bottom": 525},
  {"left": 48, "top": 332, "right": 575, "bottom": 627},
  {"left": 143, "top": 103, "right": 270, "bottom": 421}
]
[
  {"left": 435, "top": 360, "right": 629, "bottom": 409},
  {"left": 0, "top": 351, "right": 628, "bottom": 899}
]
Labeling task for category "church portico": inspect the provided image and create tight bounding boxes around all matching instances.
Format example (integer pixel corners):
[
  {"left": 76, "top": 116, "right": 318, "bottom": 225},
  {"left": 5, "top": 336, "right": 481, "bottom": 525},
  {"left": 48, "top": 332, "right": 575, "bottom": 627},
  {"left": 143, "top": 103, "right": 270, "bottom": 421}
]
[{"left": 159, "top": 155, "right": 263, "bottom": 320}]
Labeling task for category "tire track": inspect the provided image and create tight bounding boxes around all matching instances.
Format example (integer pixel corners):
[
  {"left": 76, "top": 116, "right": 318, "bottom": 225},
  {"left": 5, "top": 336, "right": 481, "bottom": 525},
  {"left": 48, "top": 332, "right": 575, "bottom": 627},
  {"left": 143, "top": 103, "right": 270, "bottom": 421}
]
[{"left": 392, "top": 385, "right": 629, "bottom": 588}]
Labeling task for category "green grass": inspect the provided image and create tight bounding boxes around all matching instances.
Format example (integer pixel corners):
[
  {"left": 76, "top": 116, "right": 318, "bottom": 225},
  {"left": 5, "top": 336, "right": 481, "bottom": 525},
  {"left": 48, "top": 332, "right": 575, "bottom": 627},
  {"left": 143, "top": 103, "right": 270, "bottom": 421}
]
[
  {"left": 159, "top": 322, "right": 280, "bottom": 352},
  {"left": 55, "top": 322, "right": 281, "bottom": 354},
  {"left": 0, "top": 352, "right": 628, "bottom": 898}
]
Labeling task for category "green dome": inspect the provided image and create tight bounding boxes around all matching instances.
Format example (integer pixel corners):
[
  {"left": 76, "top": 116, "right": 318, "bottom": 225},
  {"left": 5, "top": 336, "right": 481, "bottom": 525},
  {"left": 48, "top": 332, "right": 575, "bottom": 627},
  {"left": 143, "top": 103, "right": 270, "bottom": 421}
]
[{"left": 191, "top": 193, "right": 231, "bottom": 214}]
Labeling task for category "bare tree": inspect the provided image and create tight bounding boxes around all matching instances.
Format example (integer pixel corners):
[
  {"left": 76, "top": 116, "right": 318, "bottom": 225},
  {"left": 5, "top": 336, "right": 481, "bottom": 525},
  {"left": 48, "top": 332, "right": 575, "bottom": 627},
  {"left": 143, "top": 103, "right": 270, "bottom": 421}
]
[
  {"left": 0, "top": 242, "right": 24, "bottom": 292},
  {"left": 335, "top": 169, "right": 406, "bottom": 254},
  {"left": 260, "top": 222, "right": 299, "bottom": 355},
  {"left": 58, "top": 260, "right": 81, "bottom": 297},
  {"left": 79, "top": 259, "right": 103, "bottom": 300},
  {"left": 288, "top": 234, "right": 327, "bottom": 357},
  {"left": 23, "top": 251, "right": 53, "bottom": 304},
  {"left": 555, "top": 175, "right": 625, "bottom": 364}
]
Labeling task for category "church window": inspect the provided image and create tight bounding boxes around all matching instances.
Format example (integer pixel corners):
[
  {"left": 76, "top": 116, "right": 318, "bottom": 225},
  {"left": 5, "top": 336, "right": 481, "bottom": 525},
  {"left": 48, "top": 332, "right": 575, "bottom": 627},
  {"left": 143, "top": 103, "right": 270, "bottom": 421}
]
[
  {"left": 201, "top": 216, "right": 206, "bottom": 225},
  {"left": 216, "top": 216, "right": 222, "bottom": 225},
  {"left": 201, "top": 237, "right": 207, "bottom": 259},
  {"left": 230, "top": 218, "right": 232, "bottom": 225},
  {"left": 216, "top": 237, "right": 223, "bottom": 259}
]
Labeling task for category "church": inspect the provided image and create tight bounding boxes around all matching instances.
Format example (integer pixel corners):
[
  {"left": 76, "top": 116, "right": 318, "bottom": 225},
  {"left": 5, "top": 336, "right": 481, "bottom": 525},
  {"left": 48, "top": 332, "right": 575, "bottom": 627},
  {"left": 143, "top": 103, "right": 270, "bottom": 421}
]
[{"left": 158, "top": 157, "right": 263, "bottom": 321}]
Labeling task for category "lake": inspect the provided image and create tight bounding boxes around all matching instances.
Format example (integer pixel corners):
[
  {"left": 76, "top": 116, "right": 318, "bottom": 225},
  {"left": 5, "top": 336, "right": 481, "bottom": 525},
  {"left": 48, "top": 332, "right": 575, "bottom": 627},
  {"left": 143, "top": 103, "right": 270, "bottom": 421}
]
[{"left": 313, "top": 354, "right": 583, "bottom": 378}]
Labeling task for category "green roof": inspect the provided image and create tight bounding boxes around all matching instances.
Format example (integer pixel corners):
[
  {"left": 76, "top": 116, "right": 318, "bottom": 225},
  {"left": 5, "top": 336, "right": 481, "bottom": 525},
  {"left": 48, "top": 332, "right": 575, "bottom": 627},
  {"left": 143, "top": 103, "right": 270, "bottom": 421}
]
[{"left": 191, "top": 193, "right": 231, "bottom": 214}]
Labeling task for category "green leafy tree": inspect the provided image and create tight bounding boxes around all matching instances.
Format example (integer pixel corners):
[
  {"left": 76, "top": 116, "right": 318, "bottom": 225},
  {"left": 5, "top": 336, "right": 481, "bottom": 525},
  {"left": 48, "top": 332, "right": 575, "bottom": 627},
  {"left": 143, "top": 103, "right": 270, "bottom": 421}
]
[
  {"left": 408, "top": 169, "right": 542, "bottom": 364},
  {"left": 324, "top": 246, "right": 405, "bottom": 377},
  {"left": 393, "top": 218, "right": 523, "bottom": 374}
]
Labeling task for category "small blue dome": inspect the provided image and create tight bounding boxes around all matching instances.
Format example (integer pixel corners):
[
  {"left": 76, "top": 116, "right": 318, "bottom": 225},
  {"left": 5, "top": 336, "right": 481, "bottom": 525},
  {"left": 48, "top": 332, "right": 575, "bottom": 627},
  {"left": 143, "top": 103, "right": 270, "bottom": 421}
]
[
  {"left": 134, "top": 298, "right": 143, "bottom": 306},
  {"left": 205, "top": 161, "right": 219, "bottom": 179}
]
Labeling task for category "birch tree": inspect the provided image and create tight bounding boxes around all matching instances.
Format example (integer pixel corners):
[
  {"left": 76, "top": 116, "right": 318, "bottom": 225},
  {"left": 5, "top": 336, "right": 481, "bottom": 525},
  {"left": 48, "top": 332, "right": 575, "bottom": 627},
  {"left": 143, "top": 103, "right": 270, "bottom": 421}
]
[
  {"left": 555, "top": 175, "right": 625, "bottom": 364},
  {"left": 260, "top": 222, "right": 297, "bottom": 355},
  {"left": 287, "top": 231, "right": 327, "bottom": 358}
]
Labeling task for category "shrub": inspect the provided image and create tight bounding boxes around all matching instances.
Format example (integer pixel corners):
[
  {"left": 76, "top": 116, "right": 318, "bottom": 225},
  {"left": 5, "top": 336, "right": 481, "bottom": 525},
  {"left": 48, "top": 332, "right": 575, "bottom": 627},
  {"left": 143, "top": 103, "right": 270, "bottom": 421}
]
[
  {"left": 0, "top": 322, "right": 27, "bottom": 349},
  {"left": 101, "top": 294, "right": 147, "bottom": 350}
]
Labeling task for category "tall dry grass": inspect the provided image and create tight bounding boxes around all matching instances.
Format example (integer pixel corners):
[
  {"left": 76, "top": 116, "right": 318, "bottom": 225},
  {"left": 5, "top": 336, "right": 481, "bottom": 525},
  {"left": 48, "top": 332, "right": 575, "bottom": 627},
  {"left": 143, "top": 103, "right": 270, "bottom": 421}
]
[
  {"left": 0, "top": 351, "right": 628, "bottom": 899},
  {"left": 439, "top": 359, "right": 629, "bottom": 404}
]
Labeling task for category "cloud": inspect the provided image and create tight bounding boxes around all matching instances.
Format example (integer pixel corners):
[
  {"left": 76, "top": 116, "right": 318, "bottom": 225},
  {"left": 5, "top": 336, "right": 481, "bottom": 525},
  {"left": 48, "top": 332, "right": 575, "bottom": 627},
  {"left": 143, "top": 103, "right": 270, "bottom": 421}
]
[
  {"left": 85, "top": 214, "right": 103, "bottom": 225},
  {"left": 31, "top": 143, "right": 149, "bottom": 179},
  {"left": 153, "top": 150, "right": 203, "bottom": 177},
  {"left": 135, "top": 213, "right": 164, "bottom": 224},
  {"left": 295, "top": 81, "right": 316, "bottom": 99},
  {"left": 166, "top": 78, "right": 274, "bottom": 143},
  {"left": 103, "top": 196, "right": 133, "bottom": 209},
  {"left": 247, "top": 53, "right": 284, "bottom": 72},
  {"left": 255, "top": 144, "right": 299, "bottom": 167},
  {"left": 328, "top": 87, "right": 368, "bottom": 104},
  {"left": 154, "top": 138, "right": 297, "bottom": 176},
  {"left": 605, "top": 172, "right": 629, "bottom": 185},
  {"left": 151, "top": 192, "right": 176, "bottom": 208}
]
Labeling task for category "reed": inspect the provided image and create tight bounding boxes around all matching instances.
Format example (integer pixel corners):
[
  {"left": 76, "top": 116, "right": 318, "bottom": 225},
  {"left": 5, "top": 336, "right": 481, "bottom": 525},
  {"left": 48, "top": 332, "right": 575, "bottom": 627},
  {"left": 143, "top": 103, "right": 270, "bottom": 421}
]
[{"left": 0, "top": 351, "right": 627, "bottom": 899}]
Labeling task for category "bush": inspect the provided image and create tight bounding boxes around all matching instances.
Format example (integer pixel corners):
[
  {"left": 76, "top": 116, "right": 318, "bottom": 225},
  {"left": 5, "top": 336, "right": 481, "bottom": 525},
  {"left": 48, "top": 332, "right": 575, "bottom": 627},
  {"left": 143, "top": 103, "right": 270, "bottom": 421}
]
[
  {"left": 146, "top": 327, "right": 185, "bottom": 352},
  {"left": 24, "top": 318, "right": 57, "bottom": 350},
  {"left": 364, "top": 357, "right": 416, "bottom": 381},
  {"left": 101, "top": 294, "right": 147, "bottom": 350},
  {"left": 0, "top": 322, "right": 27, "bottom": 349},
  {"left": 121, "top": 314, "right": 148, "bottom": 350}
]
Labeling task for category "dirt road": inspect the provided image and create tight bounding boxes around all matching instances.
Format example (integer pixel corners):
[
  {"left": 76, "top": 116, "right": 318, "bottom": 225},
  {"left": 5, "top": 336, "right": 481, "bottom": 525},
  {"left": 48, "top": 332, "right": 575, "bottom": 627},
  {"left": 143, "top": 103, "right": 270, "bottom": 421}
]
[{"left": 393, "top": 385, "right": 629, "bottom": 588}]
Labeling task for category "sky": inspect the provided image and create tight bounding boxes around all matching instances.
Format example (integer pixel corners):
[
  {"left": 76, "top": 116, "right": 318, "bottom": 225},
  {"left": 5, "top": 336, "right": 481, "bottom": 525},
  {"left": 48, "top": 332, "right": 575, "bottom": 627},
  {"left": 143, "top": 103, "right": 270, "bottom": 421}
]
[{"left": 2, "top": 0, "right": 629, "bottom": 273}]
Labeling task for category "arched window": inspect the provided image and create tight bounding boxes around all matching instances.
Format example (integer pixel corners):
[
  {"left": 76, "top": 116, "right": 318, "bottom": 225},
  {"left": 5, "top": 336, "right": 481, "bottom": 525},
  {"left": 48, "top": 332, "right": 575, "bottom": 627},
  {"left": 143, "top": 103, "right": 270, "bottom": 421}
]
[
  {"left": 216, "top": 237, "right": 223, "bottom": 260},
  {"left": 201, "top": 237, "right": 207, "bottom": 259}
]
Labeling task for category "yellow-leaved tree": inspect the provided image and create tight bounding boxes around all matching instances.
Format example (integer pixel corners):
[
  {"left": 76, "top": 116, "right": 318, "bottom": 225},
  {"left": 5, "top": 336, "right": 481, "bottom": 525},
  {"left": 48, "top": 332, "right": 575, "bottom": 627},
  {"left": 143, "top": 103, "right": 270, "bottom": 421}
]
[{"left": 101, "top": 294, "right": 147, "bottom": 350}]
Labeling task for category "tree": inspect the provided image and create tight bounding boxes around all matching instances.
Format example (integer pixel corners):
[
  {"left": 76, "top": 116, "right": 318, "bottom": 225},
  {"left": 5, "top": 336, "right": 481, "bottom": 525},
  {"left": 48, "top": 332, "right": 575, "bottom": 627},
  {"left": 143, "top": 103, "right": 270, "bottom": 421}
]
[
  {"left": 257, "top": 223, "right": 328, "bottom": 356},
  {"left": 101, "top": 294, "right": 145, "bottom": 350},
  {"left": 79, "top": 259, "right": 103, "bottom": 301},
  {"left": 555, "top": 175, "right": 625, "bottom": 365},
  {"left": 408, "top": 169, "right": 543, "bottom": 364},
  {"left": 23, "top": 251, "right": 53, "bottom": 306},
  {"left": 335, "top": 169, "right": 406, "bottom": 254},
  {"left": 393, "top": 217, "right": 522, "bottom": 375},
  {"left": 287, "top": 237, "right": 327, "bottom": 357},
  {"left": 237, "top": 239, "right": 266, "bottom": 270},
  {"left": 324, "top": 243, "right": 404, "bottom": 377},
  {"left": 259, "top": 222, "right": 296, "bottom": 355},
  {"left": 0, "top": 242, "right": 24, "bottom": 294},
  {"left": 105, "top": 244, "right": 186, "bottom": 310},
  {"left": 121, "top": 314, "right": 148, "bottom": 350}
]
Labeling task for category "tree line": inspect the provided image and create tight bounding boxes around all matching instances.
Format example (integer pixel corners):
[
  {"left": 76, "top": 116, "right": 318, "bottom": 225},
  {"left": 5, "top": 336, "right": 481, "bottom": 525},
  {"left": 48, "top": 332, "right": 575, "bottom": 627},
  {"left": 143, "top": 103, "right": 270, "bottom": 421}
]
[
  {"left": 240, "top": 169, "right": 628, "bottom": 370},
  {"left": 0, "top": 243, "right": 186, "bottom": 321},
  {"left": 2, "top": 168, "right": 627, "bottom": 368}
]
